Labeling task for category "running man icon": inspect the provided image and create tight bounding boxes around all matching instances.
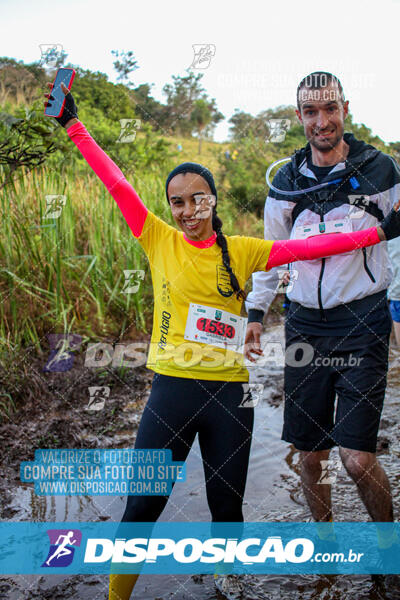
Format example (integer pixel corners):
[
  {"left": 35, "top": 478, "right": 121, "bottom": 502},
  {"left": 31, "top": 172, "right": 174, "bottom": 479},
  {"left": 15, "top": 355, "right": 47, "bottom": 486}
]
[
  {"left": 42, "top": 529, "right": 81, "bottom": 568},
  {"left": 46, "top": 531, "right": 77, "bottom": 565}
]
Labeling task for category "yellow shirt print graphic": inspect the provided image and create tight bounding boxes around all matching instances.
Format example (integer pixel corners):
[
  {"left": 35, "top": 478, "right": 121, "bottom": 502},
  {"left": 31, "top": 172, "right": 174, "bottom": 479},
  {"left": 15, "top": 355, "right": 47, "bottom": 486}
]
[{"left": 216, "top": 265, "right": 234, "bottom": 297}]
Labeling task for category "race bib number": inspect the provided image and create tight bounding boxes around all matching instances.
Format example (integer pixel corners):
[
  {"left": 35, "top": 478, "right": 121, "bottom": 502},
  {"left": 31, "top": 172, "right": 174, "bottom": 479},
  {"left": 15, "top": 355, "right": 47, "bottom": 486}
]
[
  {"left": 295, "top": 218, "right": 353, "bottom": 239},
  {"left": 184, "top": 304, "right": 247, "bottom": 352}
]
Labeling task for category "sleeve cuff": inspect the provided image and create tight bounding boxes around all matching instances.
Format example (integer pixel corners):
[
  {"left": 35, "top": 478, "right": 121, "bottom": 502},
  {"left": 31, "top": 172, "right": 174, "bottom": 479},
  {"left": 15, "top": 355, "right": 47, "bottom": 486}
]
[
  {"left": 66, "top": 120, "right": 83, "bottom": 137},
  {"left": 247, "top": 309, "right": 264, "bottom": 324}
]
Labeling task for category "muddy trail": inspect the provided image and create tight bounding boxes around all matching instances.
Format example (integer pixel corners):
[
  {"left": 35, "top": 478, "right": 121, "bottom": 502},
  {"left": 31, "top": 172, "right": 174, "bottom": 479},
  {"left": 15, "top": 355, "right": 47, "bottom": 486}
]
[{"left": 1, "top": 320, "right": 400, "bottom": 599}]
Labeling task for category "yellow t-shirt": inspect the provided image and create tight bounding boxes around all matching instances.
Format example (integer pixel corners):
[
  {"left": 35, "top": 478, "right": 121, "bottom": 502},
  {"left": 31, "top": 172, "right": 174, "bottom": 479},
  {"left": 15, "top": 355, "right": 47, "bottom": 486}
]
[{"left": 137, "top": 211, "right": 273, "bottom": 382}]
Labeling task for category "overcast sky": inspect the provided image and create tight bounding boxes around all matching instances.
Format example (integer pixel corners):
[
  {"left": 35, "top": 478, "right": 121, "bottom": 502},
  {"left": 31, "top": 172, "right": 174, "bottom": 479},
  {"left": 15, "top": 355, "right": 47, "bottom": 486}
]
[{"left": 2, "top": 0, "right": 400, "bottom": 143}]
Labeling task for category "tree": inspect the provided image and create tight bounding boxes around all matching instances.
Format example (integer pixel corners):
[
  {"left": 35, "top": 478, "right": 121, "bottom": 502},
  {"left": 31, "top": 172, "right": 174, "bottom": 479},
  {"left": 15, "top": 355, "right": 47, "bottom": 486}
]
[
  {"left": 112, "top": 50, "right": 139, "bottom": 88},
  {"left": 40, "top": 48, "right": 68, "bottom": 70},
  {"left": 229, "top": 106, "right": 298, "bottom": 142},
  {"left": 72, "top": 67, "right": 135, "bottom": 121},
  {"left": 203, "top": 97, "right": 224, "bottom": 136},
  {"left": 191, "top": 99, "right": 212, "bottom": 154},
  {"left": 191, "top": 99, "right": 223, "bottom": 154},
  {"left": 228, "top": 109, "right": 254, "bottom": 140},
  {"left": 162, "top": 71, "right": 223, "bottom": 138},
  {"left": 132, "top": 83, "right": 168, "bottom": 132},
  {"left": 0, "top": 109, "right": 57, "bottom": 191},
  {"left": 0, "top": 58, "right": 44, "bottom": 105},
  {"left": 162, "top": 71, "right": 205, "bottom": 136}
]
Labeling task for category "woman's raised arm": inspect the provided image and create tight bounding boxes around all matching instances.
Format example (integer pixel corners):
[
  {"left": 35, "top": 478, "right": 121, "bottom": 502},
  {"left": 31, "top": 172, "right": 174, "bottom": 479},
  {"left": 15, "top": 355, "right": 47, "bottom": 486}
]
[
  {"left": 266, "top": 202, "right": 400, "bottom": 270},
  {"left": 266, "top": 227, "right": 380, "bottom": 269},
  {"left": 45, "top": 83, "right": 148, "bottom": 238},
  {"left": 66, "top": 122, "right": 148, "bottom": 237}
]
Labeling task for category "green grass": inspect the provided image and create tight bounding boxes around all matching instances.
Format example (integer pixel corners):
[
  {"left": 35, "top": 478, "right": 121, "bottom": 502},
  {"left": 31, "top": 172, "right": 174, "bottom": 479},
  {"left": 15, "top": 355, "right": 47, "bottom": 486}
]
[{"left": 1, "top": 170, "right": 153, "bottom": 349}]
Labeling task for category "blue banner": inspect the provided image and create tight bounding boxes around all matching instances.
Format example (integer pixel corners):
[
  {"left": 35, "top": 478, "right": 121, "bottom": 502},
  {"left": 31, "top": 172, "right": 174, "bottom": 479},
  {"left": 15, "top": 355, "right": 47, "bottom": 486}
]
[{"left": 0, "top": 522, "right": 399, "bottom": 574}]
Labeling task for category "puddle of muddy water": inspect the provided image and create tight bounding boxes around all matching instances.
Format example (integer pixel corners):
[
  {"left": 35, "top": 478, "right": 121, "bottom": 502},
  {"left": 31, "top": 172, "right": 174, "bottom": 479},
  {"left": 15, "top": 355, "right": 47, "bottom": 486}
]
[{"left": 2, "top": 324, "right": 400, "bottom": 599}]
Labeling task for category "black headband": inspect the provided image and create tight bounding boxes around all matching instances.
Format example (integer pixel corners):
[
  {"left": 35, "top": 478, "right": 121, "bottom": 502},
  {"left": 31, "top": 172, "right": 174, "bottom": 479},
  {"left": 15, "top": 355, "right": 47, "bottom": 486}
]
[{"left": 165, "top": 162, "right": 217, "bottom": 203}]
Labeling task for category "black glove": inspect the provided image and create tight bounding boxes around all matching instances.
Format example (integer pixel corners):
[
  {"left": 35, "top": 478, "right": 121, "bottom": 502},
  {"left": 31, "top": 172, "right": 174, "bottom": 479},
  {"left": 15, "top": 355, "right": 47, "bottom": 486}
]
[
  {"left": 47, "top": 90, "right": 78, "bottom": 127},
  {"left": 380, "top": 207, "right": 400, "bottom": 241}
]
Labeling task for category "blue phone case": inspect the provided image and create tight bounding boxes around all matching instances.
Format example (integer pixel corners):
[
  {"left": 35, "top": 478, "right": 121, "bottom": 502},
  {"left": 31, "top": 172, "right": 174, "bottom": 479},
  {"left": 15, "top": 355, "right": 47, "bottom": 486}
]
[{"left": 45, "top": 68, "right": 75, "bottom": 118}]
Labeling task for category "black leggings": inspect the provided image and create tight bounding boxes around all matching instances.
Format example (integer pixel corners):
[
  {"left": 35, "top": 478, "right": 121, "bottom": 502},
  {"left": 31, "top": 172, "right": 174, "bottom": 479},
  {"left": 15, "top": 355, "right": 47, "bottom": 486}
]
[{"left": 122, "top": 374, "right": 254, "bottom": 523}]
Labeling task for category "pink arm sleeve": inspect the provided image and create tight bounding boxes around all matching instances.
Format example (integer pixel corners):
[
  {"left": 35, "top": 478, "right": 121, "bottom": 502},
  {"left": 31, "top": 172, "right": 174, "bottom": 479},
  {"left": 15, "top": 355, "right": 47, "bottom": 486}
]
[
  {"left": 67, "top": 121, "right": 148, "bottom": 237},
  {"left": 266, "top": 227, "right": 381, "bottom": 269}
]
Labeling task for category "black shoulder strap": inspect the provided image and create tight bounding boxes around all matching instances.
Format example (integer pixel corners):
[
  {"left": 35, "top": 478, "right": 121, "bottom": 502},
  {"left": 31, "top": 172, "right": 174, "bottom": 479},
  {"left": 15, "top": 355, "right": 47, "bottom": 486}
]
[{"left": 291, "top": 190, "right": 384, "bottom": 226}]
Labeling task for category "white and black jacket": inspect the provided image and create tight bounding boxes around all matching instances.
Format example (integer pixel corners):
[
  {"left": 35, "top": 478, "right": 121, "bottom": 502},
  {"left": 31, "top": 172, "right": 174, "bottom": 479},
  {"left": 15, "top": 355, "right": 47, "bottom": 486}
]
[{"left": 246, "top": 133, "right": 400, "bottom": 321}]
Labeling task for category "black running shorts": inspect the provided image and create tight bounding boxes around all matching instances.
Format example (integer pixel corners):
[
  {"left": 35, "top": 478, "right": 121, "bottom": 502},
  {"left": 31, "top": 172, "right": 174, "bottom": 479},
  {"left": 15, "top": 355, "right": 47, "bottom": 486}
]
[{"left": 282, "top": 327, "right": 390, "bottom": 452}]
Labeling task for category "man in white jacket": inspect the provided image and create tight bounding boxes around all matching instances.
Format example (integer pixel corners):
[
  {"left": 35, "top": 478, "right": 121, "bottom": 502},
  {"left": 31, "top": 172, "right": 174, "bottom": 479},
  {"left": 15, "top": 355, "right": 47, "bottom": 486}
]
[{"left": 245, "top": 72, "right": 399, "bottom": 526}]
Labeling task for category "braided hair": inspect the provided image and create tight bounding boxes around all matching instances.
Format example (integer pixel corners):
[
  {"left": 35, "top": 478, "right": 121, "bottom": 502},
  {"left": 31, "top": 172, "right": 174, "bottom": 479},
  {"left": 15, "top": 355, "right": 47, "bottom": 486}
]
[
  {"left": 165, "top": 162, "right": 246, "bottom": 301},
  {"left": 212, "top": 209, "right": 246, "bottom": 301}
]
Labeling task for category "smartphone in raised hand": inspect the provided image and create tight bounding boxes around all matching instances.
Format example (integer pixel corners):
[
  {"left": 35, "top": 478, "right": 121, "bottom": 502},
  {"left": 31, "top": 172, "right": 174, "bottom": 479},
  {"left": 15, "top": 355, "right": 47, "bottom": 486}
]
[{"left": 44, "top": 67, "right": 75, "bottom": 118}]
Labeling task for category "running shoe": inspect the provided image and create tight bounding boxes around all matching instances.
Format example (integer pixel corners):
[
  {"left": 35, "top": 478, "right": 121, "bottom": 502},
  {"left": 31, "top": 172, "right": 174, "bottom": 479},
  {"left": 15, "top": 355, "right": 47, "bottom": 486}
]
[{"left": 214, "top": 573, "right": 245, "bottom": 599}]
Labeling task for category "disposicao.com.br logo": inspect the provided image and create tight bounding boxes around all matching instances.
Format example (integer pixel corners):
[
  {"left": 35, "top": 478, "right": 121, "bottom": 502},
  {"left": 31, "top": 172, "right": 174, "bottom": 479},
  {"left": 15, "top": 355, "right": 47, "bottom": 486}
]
[{"left": 83, "top": 535, "right": 314, "bottom": 565}]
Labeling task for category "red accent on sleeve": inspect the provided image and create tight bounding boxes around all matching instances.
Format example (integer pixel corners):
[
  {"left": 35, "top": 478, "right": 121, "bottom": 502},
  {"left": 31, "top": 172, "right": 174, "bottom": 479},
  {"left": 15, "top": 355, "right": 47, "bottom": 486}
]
[
  {"left": 266, "top": 227, "right": 381, "bottom": 269},
  {"left": 67, "top": 121, "right": 148, "bottom": 237}
]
